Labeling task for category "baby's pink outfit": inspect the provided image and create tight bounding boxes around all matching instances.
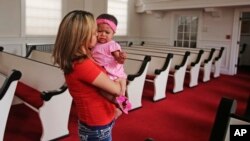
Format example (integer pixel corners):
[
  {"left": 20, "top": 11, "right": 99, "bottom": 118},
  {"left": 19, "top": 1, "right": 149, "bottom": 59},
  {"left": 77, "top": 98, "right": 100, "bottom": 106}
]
[
  {"left": 116, "top": 95, "right": 131, "bottom": 114},
  {"left": 92, "top": 40, "right": 131, "bottom": 113},
  {"left": 92, "top": 40, "right": 127, "bottom": 80}
]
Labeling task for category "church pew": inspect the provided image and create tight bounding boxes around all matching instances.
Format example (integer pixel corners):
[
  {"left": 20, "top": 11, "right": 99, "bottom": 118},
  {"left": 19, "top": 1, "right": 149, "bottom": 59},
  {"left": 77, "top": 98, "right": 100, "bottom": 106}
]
[
  {"left": 209, "top": 97, "right": 250, "bottom": 141},
  {"left": 125, "top": 56, "right": 151, "bottom": 110},
  {"left": 26, "top": 43, "right": 54, "bottom": 54},
  {"left": 26, "top": 48, "right": 151, "bottom": 111},
  {"left": 201, "top": 47, "right": 225, "bottom": 78},
  {"left": 26, "top": 49, "right": 54, "bottom": 65},
  {"left": 122, "top": 47, "right": 190, "bottom": 93},
  {"left": 124, "top": 46, "right": 204, "bottom": 87},
  {"left": 117, "top": 41, "right": 129, "bottom": 47},
  {"left": 224, "top": 114, "right": 250, "bottom": 141},
  {"left": 0, "top": 48, "right": 72, "bottom": 141},
  {"left": 130, "top": 45, "right": 216, "bottom": 82},
  {"left": 133, "top": 43, "right": 224, "bottom": 78},
  {"left": 126, "top": 53, "right": 173, "bottom": 101},
  {"left": 0, "top": 70, "right": 21, "bottom": 141}
]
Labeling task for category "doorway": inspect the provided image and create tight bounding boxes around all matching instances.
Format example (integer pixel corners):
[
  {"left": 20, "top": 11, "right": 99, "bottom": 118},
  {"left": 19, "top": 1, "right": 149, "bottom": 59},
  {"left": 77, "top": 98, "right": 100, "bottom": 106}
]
[
  {"left": 231, "top": 8, "right": 250, "bottom": 75},
  {"left": 238, "top": 12, "right": 250, "bottom": 73}
]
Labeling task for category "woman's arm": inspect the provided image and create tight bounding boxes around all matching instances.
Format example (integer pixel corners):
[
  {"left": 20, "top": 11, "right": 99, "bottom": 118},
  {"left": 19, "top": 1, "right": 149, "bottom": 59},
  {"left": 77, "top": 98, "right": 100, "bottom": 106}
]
[{"left": 92, "top": 72, "right": 124, "bottom": 96}]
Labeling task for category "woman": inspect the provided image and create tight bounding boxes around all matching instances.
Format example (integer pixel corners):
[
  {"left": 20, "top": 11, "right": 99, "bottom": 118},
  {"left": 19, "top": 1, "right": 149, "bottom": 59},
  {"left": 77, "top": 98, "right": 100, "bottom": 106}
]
[{"left": 52, "top": 10, "right": 125, "bottom": 141}]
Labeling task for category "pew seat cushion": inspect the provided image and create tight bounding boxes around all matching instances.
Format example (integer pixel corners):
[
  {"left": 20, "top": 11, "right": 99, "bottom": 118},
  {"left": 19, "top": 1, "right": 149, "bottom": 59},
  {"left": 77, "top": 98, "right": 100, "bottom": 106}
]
[
  {"left": 146, "top": 75, "right": 155, "bottom": 80},
  {"left": 15, "top": 82, "right": 43, "bottom": 109},
  {"left": 169, "top": 70, "right": 175, "bottom": 74}
]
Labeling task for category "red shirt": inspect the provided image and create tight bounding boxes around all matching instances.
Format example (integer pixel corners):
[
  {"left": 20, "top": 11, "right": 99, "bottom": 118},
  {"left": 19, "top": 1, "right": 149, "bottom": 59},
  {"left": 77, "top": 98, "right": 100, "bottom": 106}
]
[{"left": 65, "top": 59, "right": 115, "bottom": 126}]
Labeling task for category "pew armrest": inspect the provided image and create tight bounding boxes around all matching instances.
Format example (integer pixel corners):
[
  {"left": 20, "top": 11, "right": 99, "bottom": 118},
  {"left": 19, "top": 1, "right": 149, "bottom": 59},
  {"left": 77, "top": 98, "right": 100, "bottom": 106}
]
[
  {"left": 25, "top": 45, "right": 36, "bottom": 58},
  {"left": 214, "top": 47, "right": 225, "bottom": 61},
  {"left": 127, "top": 56, "right": 151, "bottom": 81},
  {"left": 155, "top": 53, "right": 173, "bottom": 75},
  {"left": 0, "top": 70, "right": 22, "bottom": 100},
  {"left": 175, "top": 51, "right": 190, "bottom": 70},
  {"left": 41, "top": 84, "right": 68, "bottom": 101},
  {"left": 191, "top": 50, "right": 204, "bottom": 67},
  {"left": 204, "top": 48, "right": 215, "bottom": 63}
]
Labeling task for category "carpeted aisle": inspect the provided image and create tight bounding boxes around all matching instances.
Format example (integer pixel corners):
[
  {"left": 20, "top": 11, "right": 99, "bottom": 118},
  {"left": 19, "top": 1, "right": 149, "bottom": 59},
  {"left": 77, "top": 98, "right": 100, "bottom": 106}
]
[{"left": 4, "top": 70, "right": 250, "bottom": 141}]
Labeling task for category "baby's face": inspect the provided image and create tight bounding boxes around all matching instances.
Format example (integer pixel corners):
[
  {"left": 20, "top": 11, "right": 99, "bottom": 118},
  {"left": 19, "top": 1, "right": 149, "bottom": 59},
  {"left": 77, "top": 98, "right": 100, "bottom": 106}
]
[{"left": 97, "top": 23, "right": 114, "bottom": 44}]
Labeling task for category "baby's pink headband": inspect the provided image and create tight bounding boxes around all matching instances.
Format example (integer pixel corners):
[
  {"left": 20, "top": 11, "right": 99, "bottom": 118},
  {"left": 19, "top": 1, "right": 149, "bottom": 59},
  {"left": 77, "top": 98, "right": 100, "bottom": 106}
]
[{"left": 96, "top": 19, "right": 117, "bottom": 32}]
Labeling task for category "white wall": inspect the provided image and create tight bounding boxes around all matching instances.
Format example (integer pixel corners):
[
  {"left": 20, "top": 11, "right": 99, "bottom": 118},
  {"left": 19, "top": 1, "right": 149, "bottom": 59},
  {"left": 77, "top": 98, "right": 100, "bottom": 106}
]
[
  {"left": 0, "top": 0, "right": 249, "bottom": 74},
  {"left": 137, "top": 6, "right": 249, "bottom": 74},
  {"left": 139, "top": 11, "right": 171, "bottom": 43},
  {"left": 135, "top": 0, "right": 250, "bottom": 11},
  {"left": 200, "top": 8, "right": 235, "bottom": 73},
  {"left": 201, "top": 8, "right": 234, "bottom": 41},
  {"left": 0, "top": 0, "right": 21, "bottom": 37},
  {"left": 0, "top": 0, "right": 140, "bottom": 55},
  {"left": 0, "top": 0, "right": 84, "bottom": 56},
  {"left": 90, "top": 0, "right": 141, "bottom": 42}
]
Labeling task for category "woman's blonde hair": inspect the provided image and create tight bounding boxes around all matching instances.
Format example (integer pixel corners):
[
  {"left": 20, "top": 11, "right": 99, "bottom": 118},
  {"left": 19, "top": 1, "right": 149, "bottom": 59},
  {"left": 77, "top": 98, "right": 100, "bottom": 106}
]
[{"left": 52, "top": 10, "right": 96, "bottom": 74}]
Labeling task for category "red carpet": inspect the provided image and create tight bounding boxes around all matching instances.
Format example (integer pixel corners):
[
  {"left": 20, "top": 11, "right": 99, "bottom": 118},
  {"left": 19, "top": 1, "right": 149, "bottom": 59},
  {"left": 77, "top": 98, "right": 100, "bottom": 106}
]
[{"left": 4, "top": 69, "right": 250, "bottom": 141}]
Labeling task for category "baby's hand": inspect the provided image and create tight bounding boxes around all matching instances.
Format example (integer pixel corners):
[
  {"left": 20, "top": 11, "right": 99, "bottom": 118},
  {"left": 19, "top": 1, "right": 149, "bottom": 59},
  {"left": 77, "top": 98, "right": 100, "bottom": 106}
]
[
  {"left": 120, "top": 51, "right": 127, "bottom": 59},
  {"left": 117, "top": 51, "right": 127, "bottom": 64}
]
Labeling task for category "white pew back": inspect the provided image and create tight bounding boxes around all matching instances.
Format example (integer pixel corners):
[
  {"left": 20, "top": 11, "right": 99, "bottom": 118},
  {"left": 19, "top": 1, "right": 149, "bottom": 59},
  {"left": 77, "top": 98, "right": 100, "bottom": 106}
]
[
  {"left": 126, "top": 53, "right": 173, "bottom": 101},
  {"left": 209, "top": 97, "right": 250, "bottom": 141},
  {"left": 27, "top": 48, "right": 151, "bottom": 111},
  {"left": 124, "top": 55, "right": 151, "bottom": 110},
  {"left": 0, "top": 70, "right": 21, "bottom": 141},
  {"left": 122, "top": 47, "right": 190, "bottom": 93},
  {"left": 0, "top": 52, "right": 63, "bottom": 91},
  {"left": 132, "top": 44, "right": 224, "bottom": 78},
  {"left": 123, "top": 47, "right": 188, "bottom": 72},
  {"left": 27, "top": 50, "right": 54, "bottom": 65},
  {"left": 0, "top": 50, "right": 72, "bottom": 141},
  {"left": 127, "top": 45, "right": 208, "bottom": 85},
  {"left": 126, "top": 52, "right": 172, "bottom": 75},
  {"left": 224, "top": 115, "right": 250, "bottom": 141}
]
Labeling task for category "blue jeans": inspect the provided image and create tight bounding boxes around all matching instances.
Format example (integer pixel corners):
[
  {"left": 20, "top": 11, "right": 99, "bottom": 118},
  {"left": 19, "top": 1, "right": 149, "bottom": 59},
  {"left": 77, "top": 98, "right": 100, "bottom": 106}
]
[{"left": 78, "top": 120, "right": 115, "bottom": 141}]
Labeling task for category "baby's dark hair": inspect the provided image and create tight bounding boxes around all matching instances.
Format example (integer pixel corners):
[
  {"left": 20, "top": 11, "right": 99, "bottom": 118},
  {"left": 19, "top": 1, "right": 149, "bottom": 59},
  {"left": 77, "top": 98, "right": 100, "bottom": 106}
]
[{"left": 97, "top": 13, "right": 118, "bottom": 26}]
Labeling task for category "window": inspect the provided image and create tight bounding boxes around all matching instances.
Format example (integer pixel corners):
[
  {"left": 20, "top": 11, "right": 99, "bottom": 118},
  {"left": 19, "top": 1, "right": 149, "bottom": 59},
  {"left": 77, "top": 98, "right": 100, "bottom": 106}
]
[
  {"left": 175, "top": 16, "right": 198, "bottom": 48},
  {"left": 25, "top": 0, "right": 62, "bottom": 36},
  {"left": 107, "top": 0, "right": 128, "bottom": 36}
]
